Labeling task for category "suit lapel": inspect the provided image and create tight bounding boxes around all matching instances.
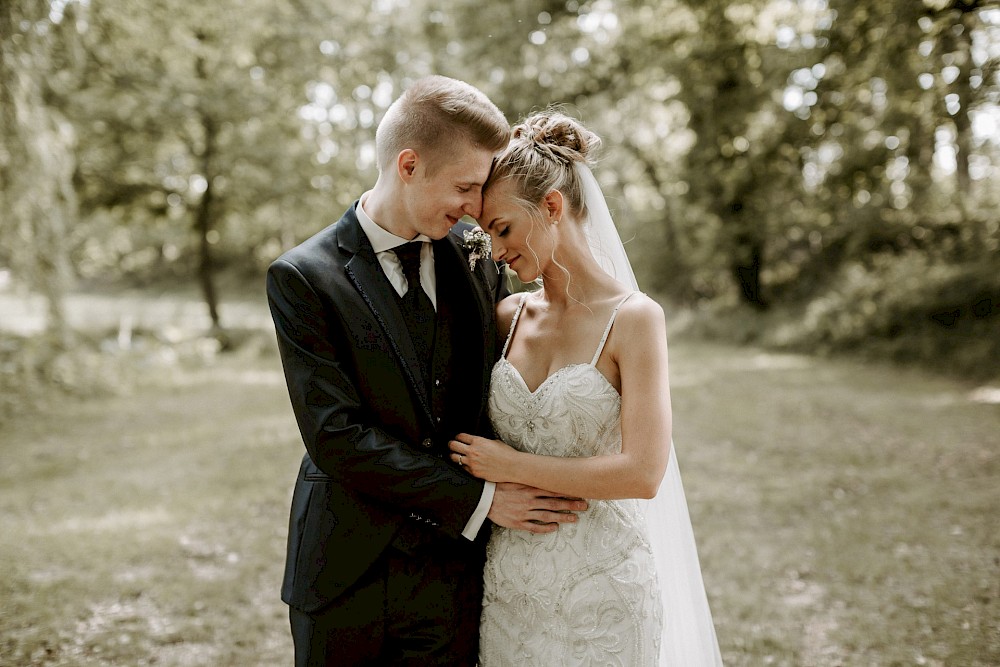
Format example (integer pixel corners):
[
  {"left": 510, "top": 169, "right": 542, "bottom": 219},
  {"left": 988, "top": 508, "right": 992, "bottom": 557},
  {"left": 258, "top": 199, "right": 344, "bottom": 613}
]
[
  {"left": 339, "top": 209, "right": 434, "bottom": 425},
  {"left": 435, "top": 228, "right": 495, "bottom": 401},
  {"left": 437, "top": 228, "right": 492, "bottom": 341}
]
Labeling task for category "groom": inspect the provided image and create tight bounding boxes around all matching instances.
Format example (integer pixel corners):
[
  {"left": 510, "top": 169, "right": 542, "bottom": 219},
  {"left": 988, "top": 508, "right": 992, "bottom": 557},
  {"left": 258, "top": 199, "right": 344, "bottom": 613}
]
[{"left": 267, "top": 76, "right": 586, "bottom": 666}]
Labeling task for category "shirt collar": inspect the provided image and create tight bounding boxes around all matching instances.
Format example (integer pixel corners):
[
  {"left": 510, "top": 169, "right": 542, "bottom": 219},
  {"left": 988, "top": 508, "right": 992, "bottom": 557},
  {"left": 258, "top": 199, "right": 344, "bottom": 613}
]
[{"left": 356, "top": 192, "right": 431, "bottom": 253}]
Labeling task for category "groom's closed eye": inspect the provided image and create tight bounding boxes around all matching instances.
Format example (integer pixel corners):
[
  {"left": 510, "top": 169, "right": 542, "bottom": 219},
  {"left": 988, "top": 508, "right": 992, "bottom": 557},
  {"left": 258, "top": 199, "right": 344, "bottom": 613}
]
[{"left": 457, "top": 181, "right": 483, "bottom": 194}]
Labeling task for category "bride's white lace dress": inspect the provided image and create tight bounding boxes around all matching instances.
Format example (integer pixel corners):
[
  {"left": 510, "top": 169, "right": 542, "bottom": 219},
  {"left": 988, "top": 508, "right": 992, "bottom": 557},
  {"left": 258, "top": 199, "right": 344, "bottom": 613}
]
[{"left": 479, "top": 292, "right": 663, "bottom": 666}]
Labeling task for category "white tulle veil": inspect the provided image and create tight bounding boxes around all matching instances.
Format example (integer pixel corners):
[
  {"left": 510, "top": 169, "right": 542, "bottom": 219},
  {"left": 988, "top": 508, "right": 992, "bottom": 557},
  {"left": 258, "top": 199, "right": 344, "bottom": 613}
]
[{"left": 576, "top": 163, "right": 724, "bottom": 666}]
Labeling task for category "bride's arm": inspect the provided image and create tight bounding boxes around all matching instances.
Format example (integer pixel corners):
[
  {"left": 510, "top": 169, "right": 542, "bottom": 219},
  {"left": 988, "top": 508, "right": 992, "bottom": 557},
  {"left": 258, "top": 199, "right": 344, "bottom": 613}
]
[{"left": 449, "top": 296, "right": 672, "bottom": 500}]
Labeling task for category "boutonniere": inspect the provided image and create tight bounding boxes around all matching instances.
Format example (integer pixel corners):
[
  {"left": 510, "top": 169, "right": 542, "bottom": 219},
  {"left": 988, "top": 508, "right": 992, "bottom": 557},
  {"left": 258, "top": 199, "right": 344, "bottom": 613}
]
[{"left": 463, "top": 228, "right": 492, "bottom": 271}]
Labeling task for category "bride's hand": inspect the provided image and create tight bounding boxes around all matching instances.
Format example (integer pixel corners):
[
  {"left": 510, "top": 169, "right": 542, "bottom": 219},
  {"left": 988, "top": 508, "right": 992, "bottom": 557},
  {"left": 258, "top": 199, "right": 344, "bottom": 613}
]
[{"left": 448, "top": 433, "right": 519, "bottom": 482}]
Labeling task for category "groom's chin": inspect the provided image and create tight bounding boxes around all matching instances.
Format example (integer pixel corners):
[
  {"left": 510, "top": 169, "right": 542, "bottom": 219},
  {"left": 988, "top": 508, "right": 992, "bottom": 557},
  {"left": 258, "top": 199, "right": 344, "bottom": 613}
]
[{"left": 428, "top": 218, "right": 459, "bottom": 239}]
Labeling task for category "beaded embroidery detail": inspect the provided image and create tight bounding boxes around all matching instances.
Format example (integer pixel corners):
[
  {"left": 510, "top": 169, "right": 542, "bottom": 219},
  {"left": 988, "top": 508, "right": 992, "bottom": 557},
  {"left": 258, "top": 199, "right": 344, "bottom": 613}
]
[{"left": 479, "top": 292, "right": 662, "bottom": 666}]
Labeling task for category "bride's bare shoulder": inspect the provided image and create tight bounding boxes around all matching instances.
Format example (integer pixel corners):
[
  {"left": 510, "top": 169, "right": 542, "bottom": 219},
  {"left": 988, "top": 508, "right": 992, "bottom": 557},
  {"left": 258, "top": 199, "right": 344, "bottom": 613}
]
[
  {"left": 496, "top": 291, "right": 528, "bottom": 335},
  {"left": 613, "top": 292, "right": 668, "bottom": 341}
]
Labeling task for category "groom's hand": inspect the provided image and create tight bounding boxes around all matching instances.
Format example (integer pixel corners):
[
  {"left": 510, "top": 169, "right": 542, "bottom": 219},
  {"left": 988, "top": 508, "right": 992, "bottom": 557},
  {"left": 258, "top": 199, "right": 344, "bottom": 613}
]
[{"left": 488, "top": 483, "right": 588, "bottom": 534}]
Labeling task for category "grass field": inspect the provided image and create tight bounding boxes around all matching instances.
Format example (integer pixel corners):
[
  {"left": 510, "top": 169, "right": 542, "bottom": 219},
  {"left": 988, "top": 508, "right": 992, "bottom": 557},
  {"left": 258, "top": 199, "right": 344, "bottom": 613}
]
[{"left": 1, "top": 326, "right": 998, "bottom": 665}]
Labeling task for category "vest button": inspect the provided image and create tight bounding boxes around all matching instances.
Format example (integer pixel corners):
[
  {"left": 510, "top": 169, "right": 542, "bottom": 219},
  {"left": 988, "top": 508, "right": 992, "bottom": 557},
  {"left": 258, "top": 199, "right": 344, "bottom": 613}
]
[{"left": 421, "top": 438, "right": 433, "bottom": 449}]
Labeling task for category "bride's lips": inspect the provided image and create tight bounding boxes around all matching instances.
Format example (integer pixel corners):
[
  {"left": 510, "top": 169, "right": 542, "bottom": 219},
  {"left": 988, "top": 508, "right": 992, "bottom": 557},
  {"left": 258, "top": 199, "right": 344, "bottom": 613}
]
[{"left": 507, "top": 255, "right": 519, "bottom": 269}]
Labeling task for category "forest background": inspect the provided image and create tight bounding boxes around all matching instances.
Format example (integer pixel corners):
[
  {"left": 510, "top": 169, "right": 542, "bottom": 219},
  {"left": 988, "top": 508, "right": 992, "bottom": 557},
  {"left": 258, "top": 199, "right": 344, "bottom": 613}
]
[
  {"left": 2, "top": 0, "right": 999, "bottom": 379},
  {"left": 1, "top": 0, "right": 999, "bottom": 665}
]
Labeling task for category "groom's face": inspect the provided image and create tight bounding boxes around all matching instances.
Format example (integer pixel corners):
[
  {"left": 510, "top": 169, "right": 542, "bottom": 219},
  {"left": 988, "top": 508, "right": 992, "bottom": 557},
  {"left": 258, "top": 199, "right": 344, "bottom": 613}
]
[{"left": 402, "top": 142, "right": 496, "bottom": 240}]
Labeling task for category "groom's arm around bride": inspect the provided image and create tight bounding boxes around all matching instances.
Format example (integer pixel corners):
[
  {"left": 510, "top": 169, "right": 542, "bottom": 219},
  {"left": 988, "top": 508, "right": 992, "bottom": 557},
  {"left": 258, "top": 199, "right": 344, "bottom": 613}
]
[{"left": 267, "top": 75, "right": 585, "bottom": 667}]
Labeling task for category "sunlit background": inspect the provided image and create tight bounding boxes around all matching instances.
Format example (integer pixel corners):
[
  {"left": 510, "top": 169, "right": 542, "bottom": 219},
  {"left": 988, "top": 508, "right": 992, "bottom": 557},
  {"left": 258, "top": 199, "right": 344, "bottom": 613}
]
[
  {"left": 2, "top": 1, "right": 999, "bottom": 665},
  {"left": 3, "top": 0, "right": 999, "bottom": 364}
]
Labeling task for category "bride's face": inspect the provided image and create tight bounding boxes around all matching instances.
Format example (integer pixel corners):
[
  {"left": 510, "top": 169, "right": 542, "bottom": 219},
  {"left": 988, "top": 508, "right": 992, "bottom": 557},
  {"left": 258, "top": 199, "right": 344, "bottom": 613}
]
[{"left": 479, "top": 180, "right": 554, "bottom": 282}]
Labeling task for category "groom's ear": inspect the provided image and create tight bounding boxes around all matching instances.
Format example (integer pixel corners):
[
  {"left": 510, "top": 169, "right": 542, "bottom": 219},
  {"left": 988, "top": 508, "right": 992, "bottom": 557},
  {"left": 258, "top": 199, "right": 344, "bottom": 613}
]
[
  {"left": 397, "top": 149, "right": 419, "bottom": 182},
  {"left": 543, "top": 190, "right": 565, "bottom": 223}
]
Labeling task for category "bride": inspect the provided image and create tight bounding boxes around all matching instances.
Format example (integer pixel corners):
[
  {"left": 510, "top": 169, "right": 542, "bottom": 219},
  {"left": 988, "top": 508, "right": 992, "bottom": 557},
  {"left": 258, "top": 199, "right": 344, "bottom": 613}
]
[{"left": 448, "top": 111, "right": 723, "bottom": 666}]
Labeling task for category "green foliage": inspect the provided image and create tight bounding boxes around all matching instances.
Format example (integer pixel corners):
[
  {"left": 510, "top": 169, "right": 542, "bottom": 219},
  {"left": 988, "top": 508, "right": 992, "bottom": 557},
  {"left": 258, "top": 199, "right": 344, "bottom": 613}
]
[
  {"left": 0, "top": 0, "right": 78, "bottom": 345},
  {"left": 772, "top": 251, "right": 1000, "bottom": 376},
  {"left": 68, "top": 0, "right": 331, "bottom": 284},
  {"left": 1, "top": 0, "right": 998, "bottom": 371}
]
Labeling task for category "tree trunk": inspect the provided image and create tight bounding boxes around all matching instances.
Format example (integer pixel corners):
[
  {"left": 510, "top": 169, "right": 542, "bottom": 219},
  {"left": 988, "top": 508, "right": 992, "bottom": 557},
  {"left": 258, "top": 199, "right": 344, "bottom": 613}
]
[
  {"left": 731, "top": 232, "right": 767, "bottom": 310},
  {"left": 0, "top": 1, "right": 76, "bottom": 348},
  {"left": 194, "top": 42, "right": 223, "bottom": 336},
  {"left": 195, "top": 163, "right": 221, "bottom": 332}
]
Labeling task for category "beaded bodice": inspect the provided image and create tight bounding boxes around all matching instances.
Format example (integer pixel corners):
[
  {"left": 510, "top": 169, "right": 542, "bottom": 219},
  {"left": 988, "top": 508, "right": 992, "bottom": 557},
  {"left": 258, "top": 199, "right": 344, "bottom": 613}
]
[{"left": 478, "top": 292, "right": 662, "bottom": 666}]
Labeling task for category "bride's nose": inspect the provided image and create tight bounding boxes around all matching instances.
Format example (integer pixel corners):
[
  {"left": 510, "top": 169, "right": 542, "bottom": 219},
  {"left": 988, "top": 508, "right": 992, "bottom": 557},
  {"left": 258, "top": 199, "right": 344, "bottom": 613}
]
[{"left": 490, "top": 237, "right": 505, "bottom": 262}]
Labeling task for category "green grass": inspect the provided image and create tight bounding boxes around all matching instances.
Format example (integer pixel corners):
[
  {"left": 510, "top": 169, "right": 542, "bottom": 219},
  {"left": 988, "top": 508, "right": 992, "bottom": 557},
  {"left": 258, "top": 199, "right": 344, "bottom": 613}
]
[
  {"left": 1, "top": 337, "right": 998, "bottom": 665},
  {"left": 0, "top": 349, "right": 300, "bottom": 666},
  {"left": 669, "top": 342, "right": 1000, "bottom": 666}
]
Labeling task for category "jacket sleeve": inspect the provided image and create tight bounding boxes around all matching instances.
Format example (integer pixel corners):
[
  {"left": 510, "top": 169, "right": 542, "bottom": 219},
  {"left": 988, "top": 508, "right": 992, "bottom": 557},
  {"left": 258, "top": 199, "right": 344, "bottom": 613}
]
[{"left": 266, "top": 257, "right": 484, "bottom": 537}]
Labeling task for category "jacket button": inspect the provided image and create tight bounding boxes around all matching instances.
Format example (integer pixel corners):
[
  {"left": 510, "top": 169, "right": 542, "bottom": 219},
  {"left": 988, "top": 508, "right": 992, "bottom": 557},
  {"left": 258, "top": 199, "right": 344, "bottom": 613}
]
[{"left": 421, "top": 438, "right": 433, "bottom": 449}]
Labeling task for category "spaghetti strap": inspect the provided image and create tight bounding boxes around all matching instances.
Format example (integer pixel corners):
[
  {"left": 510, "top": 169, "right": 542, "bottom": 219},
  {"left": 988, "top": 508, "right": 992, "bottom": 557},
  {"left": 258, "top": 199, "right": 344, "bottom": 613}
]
[
  {"left": 590, "top": 292, "right": 640, "bottom": 366},
  {"left": 501, "top": 293, "right": 530, "bottom": 359}
]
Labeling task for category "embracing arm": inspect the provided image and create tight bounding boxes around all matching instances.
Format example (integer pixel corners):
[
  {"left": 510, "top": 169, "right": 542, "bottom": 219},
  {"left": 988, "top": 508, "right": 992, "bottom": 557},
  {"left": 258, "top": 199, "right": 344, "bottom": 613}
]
[
  {"left": 268, "top": 258, "right": 482, "bottom": 535},
  {"left": 451, "top": 295, "right": 672, "bottom": 500}
]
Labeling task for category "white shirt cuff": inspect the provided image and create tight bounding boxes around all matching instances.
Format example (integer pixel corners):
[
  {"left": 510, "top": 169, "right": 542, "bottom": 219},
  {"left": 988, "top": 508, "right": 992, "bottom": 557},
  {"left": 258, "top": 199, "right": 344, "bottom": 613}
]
[{"left": 461, "top": 481, "right": 496, "bottom": 540}]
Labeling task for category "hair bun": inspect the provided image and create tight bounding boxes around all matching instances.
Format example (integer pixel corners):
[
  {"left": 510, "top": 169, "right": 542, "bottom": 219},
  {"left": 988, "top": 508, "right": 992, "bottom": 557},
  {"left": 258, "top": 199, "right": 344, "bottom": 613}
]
[{"left": 513, "top": 111, "right": 601, "bottom": 165}]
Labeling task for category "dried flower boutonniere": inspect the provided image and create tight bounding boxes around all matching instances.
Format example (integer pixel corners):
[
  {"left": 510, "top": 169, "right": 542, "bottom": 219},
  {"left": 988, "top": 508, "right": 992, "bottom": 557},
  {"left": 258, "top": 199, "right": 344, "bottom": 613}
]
[{"left": 463, "top": 228, "right": 492, "bottom": 271}]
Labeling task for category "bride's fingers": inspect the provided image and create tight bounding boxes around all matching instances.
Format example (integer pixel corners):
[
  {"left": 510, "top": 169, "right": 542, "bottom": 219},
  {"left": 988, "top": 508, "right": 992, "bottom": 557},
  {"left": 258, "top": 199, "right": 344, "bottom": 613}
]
[
  {"left": 450, "top": 450, "right": 479, "bottom": 474},
  {"left": 519, "top": 521, "right": 559, "bottom": 534},
  {"left": 538, "top": 497, "right": 588, "bottom": 512},
  {"left": 531, "top": 510, "right": 579, "bottom": 524}
]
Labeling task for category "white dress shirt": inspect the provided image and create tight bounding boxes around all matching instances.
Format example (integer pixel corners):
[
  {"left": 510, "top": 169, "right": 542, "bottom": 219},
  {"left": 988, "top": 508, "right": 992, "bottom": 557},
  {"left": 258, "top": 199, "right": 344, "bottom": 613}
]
[{"left": 356, "top": 194, "right": 495, "bottom": 541}]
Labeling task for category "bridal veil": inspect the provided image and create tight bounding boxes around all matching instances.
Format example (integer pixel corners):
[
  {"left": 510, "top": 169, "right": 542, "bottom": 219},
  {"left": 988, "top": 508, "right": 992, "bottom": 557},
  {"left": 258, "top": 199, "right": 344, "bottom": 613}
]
[{"left": 576, "top": 163, "right": 724, "bottom": 666}]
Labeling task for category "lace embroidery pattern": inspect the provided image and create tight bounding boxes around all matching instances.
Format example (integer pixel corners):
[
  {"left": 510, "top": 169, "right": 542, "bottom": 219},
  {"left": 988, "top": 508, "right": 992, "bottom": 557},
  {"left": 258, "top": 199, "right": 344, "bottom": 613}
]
[{"left": 479, "top": 293, "right": 662, "bottom": 666}]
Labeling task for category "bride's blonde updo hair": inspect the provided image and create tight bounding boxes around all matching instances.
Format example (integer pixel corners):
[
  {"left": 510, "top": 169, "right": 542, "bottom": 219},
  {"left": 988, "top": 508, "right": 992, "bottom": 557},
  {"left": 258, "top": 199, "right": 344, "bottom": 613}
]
[{"left": 485, "top": 110, "right": 601, "bottom": 222}]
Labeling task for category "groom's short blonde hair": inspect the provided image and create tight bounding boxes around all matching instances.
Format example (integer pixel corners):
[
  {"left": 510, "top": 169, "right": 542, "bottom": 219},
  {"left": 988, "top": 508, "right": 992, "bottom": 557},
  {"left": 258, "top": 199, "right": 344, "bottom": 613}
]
[{"left": 376, "top": 75, "right": 509, "bottom": 174}]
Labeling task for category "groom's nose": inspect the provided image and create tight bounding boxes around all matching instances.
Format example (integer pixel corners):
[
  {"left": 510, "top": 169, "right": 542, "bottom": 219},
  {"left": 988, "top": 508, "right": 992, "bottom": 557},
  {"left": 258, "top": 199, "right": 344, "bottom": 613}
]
[{"left": 462, "top": 193, "right": 483, "bottom": 220}]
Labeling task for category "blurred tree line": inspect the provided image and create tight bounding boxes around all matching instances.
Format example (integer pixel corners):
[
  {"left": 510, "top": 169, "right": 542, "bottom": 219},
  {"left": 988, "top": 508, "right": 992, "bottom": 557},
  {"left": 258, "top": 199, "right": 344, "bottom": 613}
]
[{"left": 2, "top": 0, "right": 999, "bottom": 377}]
